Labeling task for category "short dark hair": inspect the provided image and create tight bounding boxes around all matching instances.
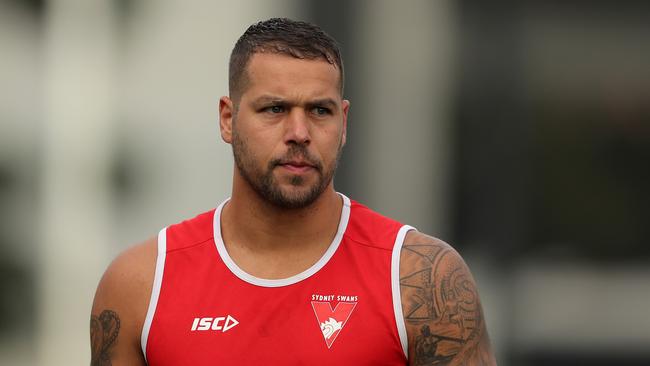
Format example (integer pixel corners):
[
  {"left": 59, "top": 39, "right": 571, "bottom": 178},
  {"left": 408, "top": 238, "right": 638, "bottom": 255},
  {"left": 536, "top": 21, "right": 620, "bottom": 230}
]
[{"left": 229, "top": 18, "right": 344, "bottom": 102}]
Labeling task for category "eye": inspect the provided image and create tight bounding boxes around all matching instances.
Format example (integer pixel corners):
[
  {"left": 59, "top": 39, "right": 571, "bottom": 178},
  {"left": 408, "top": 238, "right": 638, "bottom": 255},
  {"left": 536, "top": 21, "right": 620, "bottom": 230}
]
[
  {"left": 312, "top": 106, "right": 331, "bottom": 116},
  {"left": 267, "top": 105, "right": 285, "bottom": 113}
]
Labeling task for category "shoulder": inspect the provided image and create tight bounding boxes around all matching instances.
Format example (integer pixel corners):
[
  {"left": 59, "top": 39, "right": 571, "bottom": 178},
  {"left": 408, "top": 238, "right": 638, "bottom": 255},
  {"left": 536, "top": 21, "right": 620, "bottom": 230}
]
[
  {"left": 400, "top": 231, "right": 467, "bottom": 283},
  {"left": 399, "top": 231, "right": 496, "bottom": 365},
  {"left": 94, "top": 238, "right": 158, "bottom": 309},
  {"left": 90, "top": 237, "right": 157, "bottom": 365},
  {"left": 345, "top": 200, "right": 404, "bottom": 249},
  {"left": 165, "top": 209, "right": 216, "bottom": 251},
  {"left": 402, "top": 230, "right": 455, "bottom": 255}
]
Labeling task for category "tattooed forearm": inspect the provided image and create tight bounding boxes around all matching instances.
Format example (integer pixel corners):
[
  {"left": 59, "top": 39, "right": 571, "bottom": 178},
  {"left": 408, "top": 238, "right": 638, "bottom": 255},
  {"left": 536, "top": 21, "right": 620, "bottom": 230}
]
[
  {"left": 400, "top": 239, "right": 496, "bottom": 365},
  {"left": 90, "top": 309, "right": 121, "bottom": 366}
]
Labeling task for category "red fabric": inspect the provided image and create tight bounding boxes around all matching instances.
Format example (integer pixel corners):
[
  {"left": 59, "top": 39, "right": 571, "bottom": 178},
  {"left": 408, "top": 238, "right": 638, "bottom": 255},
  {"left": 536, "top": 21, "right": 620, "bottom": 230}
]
[{"left": 146, "top": 200, "right": 407, "bottom": 365}]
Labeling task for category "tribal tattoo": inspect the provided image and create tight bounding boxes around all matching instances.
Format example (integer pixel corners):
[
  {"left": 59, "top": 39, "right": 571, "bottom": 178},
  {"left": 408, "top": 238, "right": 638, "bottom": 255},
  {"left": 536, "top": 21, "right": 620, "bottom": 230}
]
[
  {"left": 401, "top": 238, "right": 495, "bottom": 365},
  {"left": 90, "top": 309, "right": 121, "bottom": 366}
]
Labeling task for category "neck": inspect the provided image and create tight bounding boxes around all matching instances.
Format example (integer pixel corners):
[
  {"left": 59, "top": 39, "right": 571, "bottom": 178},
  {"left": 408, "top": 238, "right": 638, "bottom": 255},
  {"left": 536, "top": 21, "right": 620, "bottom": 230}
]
[{"left": 221, "top": 179, "right": 343, "bottom": 252}]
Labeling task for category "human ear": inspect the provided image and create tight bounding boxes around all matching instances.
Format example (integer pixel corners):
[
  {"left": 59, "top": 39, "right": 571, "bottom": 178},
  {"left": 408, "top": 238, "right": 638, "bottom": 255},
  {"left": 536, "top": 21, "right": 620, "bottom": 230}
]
[
  {"left": 219, "top": 96, "right": 234, "bottom": 144},
  {"left": 341, "top": 99, "right": 350, "bottom": 146}
]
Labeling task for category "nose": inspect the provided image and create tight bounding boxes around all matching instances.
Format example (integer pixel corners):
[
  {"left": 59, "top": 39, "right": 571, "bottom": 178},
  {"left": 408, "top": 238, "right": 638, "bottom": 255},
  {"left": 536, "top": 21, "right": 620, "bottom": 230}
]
[{"left": 284, "top": 108, "right": 311, "bottom": 145}]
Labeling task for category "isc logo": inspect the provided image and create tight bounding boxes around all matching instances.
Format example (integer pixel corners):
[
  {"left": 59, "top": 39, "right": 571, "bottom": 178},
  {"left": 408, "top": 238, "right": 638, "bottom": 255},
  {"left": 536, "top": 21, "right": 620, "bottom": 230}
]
[{"left": 191, "top": 315, "right": 239, "bottom": 332}]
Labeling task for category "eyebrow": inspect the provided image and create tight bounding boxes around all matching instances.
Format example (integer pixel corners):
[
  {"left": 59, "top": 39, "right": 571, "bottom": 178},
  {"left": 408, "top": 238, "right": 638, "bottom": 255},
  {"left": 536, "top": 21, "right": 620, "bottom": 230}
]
[
  {"left": 307, "top": 98, "right": 338, "bottom": 108},
  {"left": 251, "top": 95, "right": 339, "bottom": 108},
  {"left": 252, "top": 95, "right": 284, "bottom": 106}
]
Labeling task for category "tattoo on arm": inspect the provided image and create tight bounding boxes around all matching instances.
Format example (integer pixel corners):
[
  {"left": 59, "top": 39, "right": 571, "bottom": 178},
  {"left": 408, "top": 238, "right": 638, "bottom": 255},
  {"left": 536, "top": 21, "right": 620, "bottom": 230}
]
[
  {"left": 90, "top": 309, "right": 121, "bottom": 366},
  {"left": 401, "top": 242, "right": 495, "bottom": 365}
]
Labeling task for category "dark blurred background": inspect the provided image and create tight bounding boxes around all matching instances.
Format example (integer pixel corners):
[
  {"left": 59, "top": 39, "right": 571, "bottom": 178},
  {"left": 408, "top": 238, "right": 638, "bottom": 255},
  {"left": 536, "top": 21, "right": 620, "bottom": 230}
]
[{"left": 1, "top": 0, "right": 648, "bottom": 364}]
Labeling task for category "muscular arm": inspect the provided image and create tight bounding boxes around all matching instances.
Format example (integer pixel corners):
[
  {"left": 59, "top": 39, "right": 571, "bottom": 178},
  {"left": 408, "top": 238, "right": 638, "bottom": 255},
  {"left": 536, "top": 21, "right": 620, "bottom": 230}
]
[
  {"left": 90, "top": 238, "right": 157, "bottom": 366},
  {"left": 400, "top": 231, "right": 496, "bottom": 366}
]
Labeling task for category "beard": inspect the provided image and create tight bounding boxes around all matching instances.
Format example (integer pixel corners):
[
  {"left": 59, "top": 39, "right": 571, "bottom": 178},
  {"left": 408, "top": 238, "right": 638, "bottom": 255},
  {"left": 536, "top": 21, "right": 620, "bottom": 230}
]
[{"left": 232, "top": 128, "right": 342, "bottom": 209}]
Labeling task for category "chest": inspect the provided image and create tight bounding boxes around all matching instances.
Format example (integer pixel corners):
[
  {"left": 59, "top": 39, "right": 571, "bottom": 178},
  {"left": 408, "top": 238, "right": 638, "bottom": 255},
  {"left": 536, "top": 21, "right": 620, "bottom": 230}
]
[{"left": 145, "top": 244, "right": 406, "bottom": 365}]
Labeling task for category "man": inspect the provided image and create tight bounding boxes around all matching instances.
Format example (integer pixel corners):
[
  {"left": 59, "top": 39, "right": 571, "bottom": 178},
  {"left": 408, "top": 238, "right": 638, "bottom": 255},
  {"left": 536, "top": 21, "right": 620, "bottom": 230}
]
[{"left": 91, "top": 18, "right": 496, "bottom": 365}]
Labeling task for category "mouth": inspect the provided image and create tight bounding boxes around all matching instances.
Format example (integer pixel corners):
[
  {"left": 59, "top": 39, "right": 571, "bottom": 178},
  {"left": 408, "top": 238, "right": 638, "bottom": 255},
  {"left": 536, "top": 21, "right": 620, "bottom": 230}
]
[{"left": 278, "top": 160, "right": 316, "bottom": 174}]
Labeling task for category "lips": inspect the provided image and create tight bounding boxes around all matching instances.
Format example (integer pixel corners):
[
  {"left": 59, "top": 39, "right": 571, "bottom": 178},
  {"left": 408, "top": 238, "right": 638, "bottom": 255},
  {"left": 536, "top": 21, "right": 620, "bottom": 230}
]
[
  {"left": 279, "top": 161, "right": 315, "bottom": 173},
  {"left": 282, "top": 160, "right": 313, "bottom": 167},
  {"left": 271, "top": 150, "right": 322, "bottom": 174}
]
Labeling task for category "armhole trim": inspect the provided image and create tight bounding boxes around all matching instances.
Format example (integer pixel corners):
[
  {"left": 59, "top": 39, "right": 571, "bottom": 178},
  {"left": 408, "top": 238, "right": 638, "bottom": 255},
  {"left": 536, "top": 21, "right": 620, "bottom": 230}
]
[
  {"left": 391, "top": 224, "right": 416, "bottom": 359},
  {"left": 140, "top": 227, "right": 167, "bottom": 362}
]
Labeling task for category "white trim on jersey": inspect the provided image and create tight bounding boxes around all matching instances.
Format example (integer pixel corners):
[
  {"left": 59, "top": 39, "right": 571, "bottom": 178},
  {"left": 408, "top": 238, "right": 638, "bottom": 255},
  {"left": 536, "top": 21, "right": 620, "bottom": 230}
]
[
  {"left": 391, "top": 224, "right": 416, "bottom": 358},
  {"left": 213, "top": 193, "right": 351, "bottom": 288},
  {"left": 140, "top": 227, "right": 167, "bottom": 362}
]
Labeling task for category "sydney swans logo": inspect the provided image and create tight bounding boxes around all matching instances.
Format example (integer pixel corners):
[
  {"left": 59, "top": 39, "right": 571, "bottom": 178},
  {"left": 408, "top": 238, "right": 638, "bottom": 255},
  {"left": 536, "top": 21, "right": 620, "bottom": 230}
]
[{"left": 311, "top": 294, "right": 358, "bottom": 348}]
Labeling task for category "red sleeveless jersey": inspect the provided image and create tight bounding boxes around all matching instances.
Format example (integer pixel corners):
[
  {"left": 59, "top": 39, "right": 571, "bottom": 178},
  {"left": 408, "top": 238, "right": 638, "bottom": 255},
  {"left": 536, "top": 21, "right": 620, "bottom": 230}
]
[{"left": 141, "top": 194, "right": 415, "bottom": 365}]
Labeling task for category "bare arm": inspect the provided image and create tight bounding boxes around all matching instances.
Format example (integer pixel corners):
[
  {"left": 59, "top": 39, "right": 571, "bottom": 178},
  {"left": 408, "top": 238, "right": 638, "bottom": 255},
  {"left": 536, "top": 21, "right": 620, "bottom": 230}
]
[
  {"left": 400, "top": 231, "right": 496, "bottom": 366},
  {"left": 90, "top": 238, "right": 157, "bottom": 366}
]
